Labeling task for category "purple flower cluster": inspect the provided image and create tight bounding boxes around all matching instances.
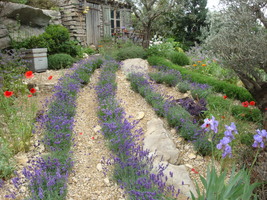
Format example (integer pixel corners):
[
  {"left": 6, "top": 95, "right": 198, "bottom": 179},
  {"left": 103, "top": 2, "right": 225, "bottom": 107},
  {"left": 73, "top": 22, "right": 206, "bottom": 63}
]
[
  {"left": 252, "top": 129, "right": 267, "bottom": 148},
  {"left": 4, "top": 57, "right": 102, "bottom": 199},
  {"left": 96, "top": 61, "right": 179, "bottom": 199},
  {"left": 201, "top": 116, "right": 219, "bottom": 133},
  {"left": 216, "top": 122, "right": 238, "bottom": 158},
  {"left": 176, "top": 97, "right": 207, "bottom": 117}
]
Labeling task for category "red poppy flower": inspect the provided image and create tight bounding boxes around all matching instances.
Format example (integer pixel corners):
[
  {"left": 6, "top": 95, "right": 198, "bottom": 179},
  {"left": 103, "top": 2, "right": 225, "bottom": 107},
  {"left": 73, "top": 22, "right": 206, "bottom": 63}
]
[
  {"left": 249, "top": 101, "right": 255, "bottom": 106},
  {"left": 30, "top": 88, "right": 36, "bottom": 94},
  {"left": 28, "top": 94, "right": 32, "bottom": 97},
  {"left": 91, "top": 137, "right": 95, "bottom": 140},
  {"left": 4, "top": 91, "right": 13, "bottom": 97},
  {"left": 191, "top": 168, "right": 199, "bottom": 174},
  {"left": 242, "top": 101, "right": 249, "bottom": 107},
  {"left": 48, "top": 76, "right": 53, "bottom": 80},
  {"left": 223, "top": 95, "right": 227, "bottom": 99},
  {"left": 25, "top": 71, "right": 34, "bottom": 79}
]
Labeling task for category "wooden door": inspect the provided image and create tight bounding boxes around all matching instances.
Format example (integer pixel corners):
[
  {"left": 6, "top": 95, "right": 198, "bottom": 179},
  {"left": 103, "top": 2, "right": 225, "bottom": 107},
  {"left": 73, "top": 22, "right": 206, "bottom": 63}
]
[{"left": 86, "top": 3, "right": 100, "bottom": 45}]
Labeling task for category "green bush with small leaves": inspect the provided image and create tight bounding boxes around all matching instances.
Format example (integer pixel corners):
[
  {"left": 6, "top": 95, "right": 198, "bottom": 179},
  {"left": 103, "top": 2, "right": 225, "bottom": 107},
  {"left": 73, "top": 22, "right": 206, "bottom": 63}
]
[
  {"left": 147, "top": 56, "right": 254, "bottom": 102},
  {"left": 166, "top": 51, "right": 190, "bottom": 66},
  {"left": 193, "top": 137, "right": 212, "bottom": 156},
  {"left": 11, "top": 25, "right": 81, "bottom": 57},
  {"left": 231, "top": 106, "right": 263, "bottom": 123},
  {"left": 177, "top": 81, "right": 191, "bottom": 93},
  {"left": 48, "top": 53, "right": 75, "bottom": 70},
  {"left": 116, "top": 45, "right": 146, "bottom": 61}
]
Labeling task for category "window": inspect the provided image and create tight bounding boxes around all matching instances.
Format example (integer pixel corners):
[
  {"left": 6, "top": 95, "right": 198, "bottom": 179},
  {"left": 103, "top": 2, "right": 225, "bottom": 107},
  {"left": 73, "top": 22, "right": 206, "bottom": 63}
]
[{"left": 110, "top": 9, "right": 121, "bottom": 33}]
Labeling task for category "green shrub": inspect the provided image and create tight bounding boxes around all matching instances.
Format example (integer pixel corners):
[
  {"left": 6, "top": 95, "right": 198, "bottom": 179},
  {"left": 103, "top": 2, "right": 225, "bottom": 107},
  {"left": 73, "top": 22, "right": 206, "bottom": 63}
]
[
  {"left": 147, "top": 56, "right": 254, "bottom": 102},
  {"left": 191, "top": 88, "right": 213, "bottom": 100},
  {"left": 166, "top": 51, "right": 190, "bottom": 66},
  {"left": 193, "top": 137, "right": 212, "bottom": 156},
  {"left": 166, "top": 106, "right": 192, "bottom": 128},
  {"left": 177, "top": 81, "right": 191, "bottom": 93},
  {"left": 231, "top": 106, "right": 263, "bottom": 123},
  {"left": 149, "top": 72, "right": 179, "bottom": 87},
  {"left": 116, "top": 45, "right": 146, "bottom": 61},
  {"left": 81, "top": 47, "right": 95, "bottom": 56},
  {"left": 179, "top": 120, "right": 200, "bottom": 141},
  {"left": 48, "top": 54, "right": 75, "bottom": 70},
  {"left": 0, "top": 138, "right": 15, "bottom": 179},
  {"left": 11, "top": 25, "right": 81, "bottom": 57}
]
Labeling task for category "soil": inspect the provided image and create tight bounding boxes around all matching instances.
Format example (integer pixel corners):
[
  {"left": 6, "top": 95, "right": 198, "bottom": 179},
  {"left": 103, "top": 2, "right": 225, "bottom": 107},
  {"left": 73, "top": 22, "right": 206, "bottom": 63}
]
[{"left": 0, "top": 62, "right": 219, "bottom": 200}]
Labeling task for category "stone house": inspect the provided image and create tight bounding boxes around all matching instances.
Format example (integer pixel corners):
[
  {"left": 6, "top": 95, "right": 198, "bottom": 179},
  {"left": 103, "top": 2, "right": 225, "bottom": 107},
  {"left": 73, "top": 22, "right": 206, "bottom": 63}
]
[
  {"left": 60, "top": 0, "right": 132, "bottom": 46},
  {"left": 0, "top": 0, "right": 132, "bottom": 49}
]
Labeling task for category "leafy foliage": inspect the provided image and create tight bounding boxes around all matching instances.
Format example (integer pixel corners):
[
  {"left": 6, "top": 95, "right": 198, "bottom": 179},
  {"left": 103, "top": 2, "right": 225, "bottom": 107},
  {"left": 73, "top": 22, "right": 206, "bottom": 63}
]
[
  {"left": 147, "top": 56, "right": 254, "bottom": 102},
  {"left": 11, "top": 25, "right": 81, "bottom": 57},
  {"left": 176, "top": 97, "right": 207, "bottom": 117},
  {"left": 48, "top": 53, "right": 75, "bottom": 70},
  {"left": 231, "top": 106, "right": 263, "bottom": 123},
  {"left": 191, "top": 165, "right": 260, "bottom": 200},
  {"left": 166, "top": 51, "right": 190, "bottom": 66},
  {"left": 116, "top": 45, "right": 146, "bottom": 61}
]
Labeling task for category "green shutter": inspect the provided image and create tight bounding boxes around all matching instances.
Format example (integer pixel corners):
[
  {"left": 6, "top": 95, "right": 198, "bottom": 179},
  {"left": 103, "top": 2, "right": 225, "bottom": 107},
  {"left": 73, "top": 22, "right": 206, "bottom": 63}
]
[
  {"left": 120, "top": 8, "right": 131, "bottom": 28},
  {"left": 102, "top": 5, "right": 111, "bottom": 36}
]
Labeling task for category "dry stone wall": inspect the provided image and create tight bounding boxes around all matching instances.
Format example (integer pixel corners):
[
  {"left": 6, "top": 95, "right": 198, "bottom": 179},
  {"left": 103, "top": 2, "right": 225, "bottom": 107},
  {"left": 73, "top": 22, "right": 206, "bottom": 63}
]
[{"left": 59, "top": 1, "right": 87, "bottom": 45}]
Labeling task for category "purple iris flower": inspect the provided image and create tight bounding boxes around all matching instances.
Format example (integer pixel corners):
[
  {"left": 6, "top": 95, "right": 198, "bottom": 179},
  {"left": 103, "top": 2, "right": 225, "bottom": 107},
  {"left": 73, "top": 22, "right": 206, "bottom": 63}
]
[
  {"left": 224, "top": 122, "right": 238, "bottom": 139},
  {"left": 216, "top": 137, "right": 232, "bottom": 158},
  {"left": 252, "top": 129, "right": 267, "bottom": 148},
  {"left": 201, "top": 116, "right": 219, "bottom": 133}
]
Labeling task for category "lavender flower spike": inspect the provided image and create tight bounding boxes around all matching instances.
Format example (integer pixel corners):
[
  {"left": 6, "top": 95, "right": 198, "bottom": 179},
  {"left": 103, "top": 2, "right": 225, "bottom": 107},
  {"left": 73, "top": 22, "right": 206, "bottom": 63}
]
[{"left": 201, "top": 116, "right": 219, "bottom": 133}]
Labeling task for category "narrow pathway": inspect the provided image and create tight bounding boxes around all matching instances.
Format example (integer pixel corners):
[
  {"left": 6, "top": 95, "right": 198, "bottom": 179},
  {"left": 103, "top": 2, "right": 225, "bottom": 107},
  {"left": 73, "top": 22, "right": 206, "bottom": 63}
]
[
  {"left": 66, "top": 68, "right": 125, "bottom": 200},
  {"left": 116, "top": 70, "right": 189, "bottom": 200}
]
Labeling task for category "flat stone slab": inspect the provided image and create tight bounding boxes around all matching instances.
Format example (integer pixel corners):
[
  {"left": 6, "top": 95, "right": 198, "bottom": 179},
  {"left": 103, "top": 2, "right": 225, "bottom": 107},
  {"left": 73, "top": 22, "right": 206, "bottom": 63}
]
[
  {"left": 121, "top": 58, "right": 149, "bottom": 75},
  {"left": 144, "top": 118, "right": 180, "bottom": 165}
]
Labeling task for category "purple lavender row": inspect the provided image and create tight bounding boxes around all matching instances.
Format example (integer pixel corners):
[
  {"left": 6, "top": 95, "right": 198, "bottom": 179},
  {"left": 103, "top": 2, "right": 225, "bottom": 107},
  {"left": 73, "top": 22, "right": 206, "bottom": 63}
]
[
  {"left": 5, "top": 57, "right": 102, "bottom": 200},
  {"left": 96, "top": 61, "right": 179, "bottom": 200}
]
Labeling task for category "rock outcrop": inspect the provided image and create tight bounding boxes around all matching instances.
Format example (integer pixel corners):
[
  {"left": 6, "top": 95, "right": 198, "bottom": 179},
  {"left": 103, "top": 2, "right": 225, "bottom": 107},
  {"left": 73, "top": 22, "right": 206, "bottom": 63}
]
[{"left": 0, "top": 2, "right": 61, "bottom": 50}]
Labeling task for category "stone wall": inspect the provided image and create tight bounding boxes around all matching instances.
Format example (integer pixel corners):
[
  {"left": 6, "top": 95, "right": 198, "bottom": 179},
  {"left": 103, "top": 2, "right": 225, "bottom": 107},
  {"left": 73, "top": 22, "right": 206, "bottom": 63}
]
[{"left": 59, "top": 1, "right": 87, "bottom": 45}]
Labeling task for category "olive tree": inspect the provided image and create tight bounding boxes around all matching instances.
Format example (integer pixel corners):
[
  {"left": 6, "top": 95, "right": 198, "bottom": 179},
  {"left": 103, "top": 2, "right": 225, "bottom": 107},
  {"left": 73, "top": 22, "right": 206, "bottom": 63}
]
[
  {"left": 124, "top": 0, "right": 176, "bottom": 48},
  {"left": 204, "top": 0, "right": 267, "bottom": 129}
]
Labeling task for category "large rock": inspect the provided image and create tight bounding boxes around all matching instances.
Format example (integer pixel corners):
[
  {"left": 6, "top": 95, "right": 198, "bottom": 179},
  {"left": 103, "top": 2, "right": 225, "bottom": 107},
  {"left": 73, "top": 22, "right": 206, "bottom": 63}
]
[
  {"left": 144, "top": 118, "right": 180, "bottom": 165},
  {"left": 121, "top": 58, "right": 149, "bottom": 75},
  {"left": 0, "top": 2, "right": 52, "bottom": 27},
  {"left": 153, "top": 161, "right": 197, "bottom": 198},
  {"left": 0, "top": 24, "right": 8, "bottom": 38},
  {"left": 0, "top": 36, "right": 11, "bottom": 50}
]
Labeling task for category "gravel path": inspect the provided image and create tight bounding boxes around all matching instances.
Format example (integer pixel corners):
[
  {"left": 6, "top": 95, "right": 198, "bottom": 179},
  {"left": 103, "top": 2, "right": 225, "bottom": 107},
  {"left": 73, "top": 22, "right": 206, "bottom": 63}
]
[
  {"left": 1, "top": 59, "right": 217, "bottom": 200},
  {"left": 66, "top": 69, "right": 125, "bottom": 200}
]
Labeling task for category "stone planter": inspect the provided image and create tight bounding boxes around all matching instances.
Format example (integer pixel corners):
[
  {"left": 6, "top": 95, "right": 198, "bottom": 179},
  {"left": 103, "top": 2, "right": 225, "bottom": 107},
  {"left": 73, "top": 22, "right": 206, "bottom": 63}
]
[{"left": 22, "top": 48, "right": 48, "bottom": 72}]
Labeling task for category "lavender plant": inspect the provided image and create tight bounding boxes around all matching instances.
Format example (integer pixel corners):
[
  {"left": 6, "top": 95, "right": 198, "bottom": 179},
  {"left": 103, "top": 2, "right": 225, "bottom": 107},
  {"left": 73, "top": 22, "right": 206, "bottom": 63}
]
[
  {"left": 96, "top": 60, "right": 179, "bottom": 199},
  {"left": 4, "top": 57, "right": 103, "bottom": 199}
]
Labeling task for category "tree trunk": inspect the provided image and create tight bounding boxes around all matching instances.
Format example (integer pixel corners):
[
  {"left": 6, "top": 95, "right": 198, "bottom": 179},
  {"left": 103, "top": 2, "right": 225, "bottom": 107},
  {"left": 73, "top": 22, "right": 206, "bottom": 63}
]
[{"left": 142, "top": 25, "right": 151, "bottom": 49}]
